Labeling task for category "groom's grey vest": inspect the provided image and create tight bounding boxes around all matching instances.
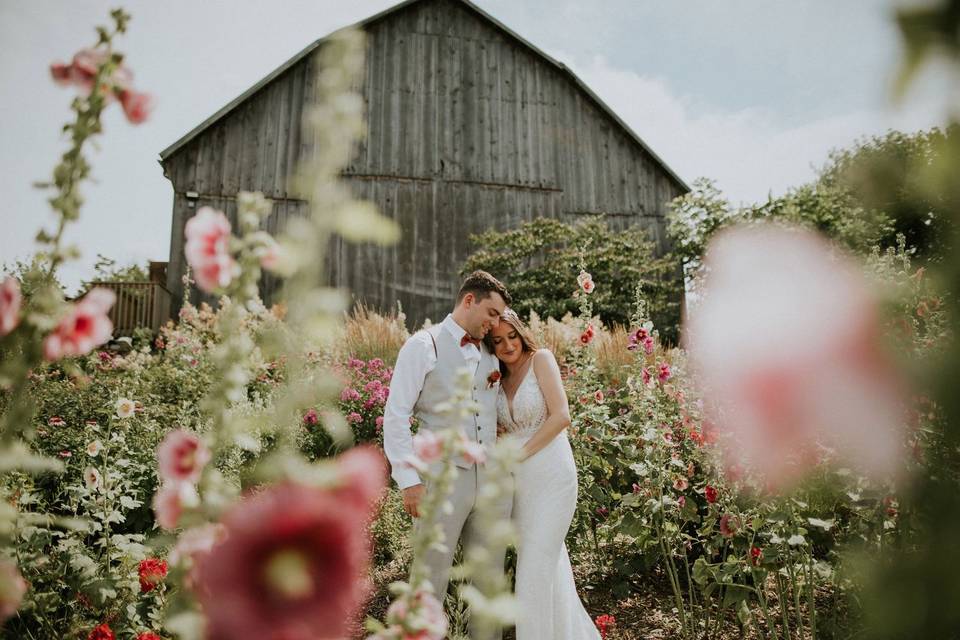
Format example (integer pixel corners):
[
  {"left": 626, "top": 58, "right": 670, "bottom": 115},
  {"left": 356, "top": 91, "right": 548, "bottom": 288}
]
[{"left": 415, "top": 325, "right": 499, "bottom": 469}]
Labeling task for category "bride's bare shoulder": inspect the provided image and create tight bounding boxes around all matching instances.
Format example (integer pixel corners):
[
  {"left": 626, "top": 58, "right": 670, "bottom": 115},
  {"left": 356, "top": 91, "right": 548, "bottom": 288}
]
[{"left": 531, "top": 348, "right": 559, "bottom": 369}]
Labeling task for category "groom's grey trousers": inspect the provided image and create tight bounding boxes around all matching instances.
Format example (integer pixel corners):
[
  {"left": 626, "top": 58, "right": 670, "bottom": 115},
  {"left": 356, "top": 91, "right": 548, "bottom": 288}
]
[{"left": 415, "top": 461, "right": 514, "bottom": 640}]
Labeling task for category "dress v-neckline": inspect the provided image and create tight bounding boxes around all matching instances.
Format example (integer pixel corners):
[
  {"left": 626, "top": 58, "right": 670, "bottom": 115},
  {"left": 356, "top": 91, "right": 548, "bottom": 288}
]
[{"left": 505, "top": 360, "right": 534, "bottom": 425}]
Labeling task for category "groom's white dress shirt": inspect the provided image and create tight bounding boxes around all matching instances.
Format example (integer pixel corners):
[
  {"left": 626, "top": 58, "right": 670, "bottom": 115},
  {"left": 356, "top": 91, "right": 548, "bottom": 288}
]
[{"left": 383, "top": 314, "right": 481, "bottom": 489}]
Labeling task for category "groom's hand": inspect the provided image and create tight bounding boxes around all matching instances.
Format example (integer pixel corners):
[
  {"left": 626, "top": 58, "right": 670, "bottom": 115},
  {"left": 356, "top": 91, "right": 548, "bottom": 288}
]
[{"left": 402, "top": 483, "right": 426, "bottom": 518}]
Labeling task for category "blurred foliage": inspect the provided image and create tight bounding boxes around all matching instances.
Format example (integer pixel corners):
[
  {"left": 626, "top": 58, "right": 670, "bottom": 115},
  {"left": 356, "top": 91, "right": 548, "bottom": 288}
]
[{"left": 461, "top": 217, "right": 683, "bottom": 344}]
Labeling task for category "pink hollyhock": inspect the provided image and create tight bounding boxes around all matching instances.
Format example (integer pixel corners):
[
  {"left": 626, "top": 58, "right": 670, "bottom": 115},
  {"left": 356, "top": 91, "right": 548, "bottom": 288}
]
[
  {"left": 581, "top": 278, "right": 595, "bottom": 294},
  {"left": 686, "top": 223, "right": 905, "bottom": 488},
  {"left": 594, "top": 389, "right": 605, "bottom": 404},
  {"left": 119, "top": 89, "right": 153, "bottom": 124},
  {"left": 461, "top": 439, "right": 486, "bottom": 465},
  {"left": 192, "top": 447, "right": 386, "bottom": 640},
  {"left": 412, "top": 431, "right": 444, "bottom": 464},
  {"left": 43, "top": 288, "right": 115, "bottom": 361},
  {"left": 641, "top": 367, "right": 651, "bottom": 385},
  {"left": 138, "top": 558, "right": 168, "bottom": 593},
  {"left": 152, "top": 482, "right": 196, "bottom": 530},
  {"left": 303, "top": 408, "right": 319, "bottom": 426},
  {"left": 87, "top": 623, "right": 116, "bottom": 640},
  {"left": 157, "top": 429, "right": 210, "bottom": 485},
  {"left": 0, "top": 560, "right": 27, "bottom": 623},
  {"left": 704, "top": 485, "right": 718, "bottom": 504},
  {"left": 0, "top": 276, "right": 22, "bottom": 337},
  {"left": 184, "top": 207, "right": 237, "bottom": 293},
  {"left": 385, "top": 589, "right": 447, "bottom": 639},
  {"left": 658, "top": 362, "right": 672, "bottom": 383},
  {"left": 719, "top": 513, "right": 739, "bottom": 538},
  {"left": 673, "top": 477, "right": 689, "bottom": 491},
  {"left": 642, "top": 336, "right": 654, "bottom": 355}
]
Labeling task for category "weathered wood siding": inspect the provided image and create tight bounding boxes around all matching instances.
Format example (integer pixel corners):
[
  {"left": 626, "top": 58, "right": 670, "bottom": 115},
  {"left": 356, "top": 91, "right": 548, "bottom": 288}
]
[{"left": 162, "top": 0, "right": 686, "bottom": 326}]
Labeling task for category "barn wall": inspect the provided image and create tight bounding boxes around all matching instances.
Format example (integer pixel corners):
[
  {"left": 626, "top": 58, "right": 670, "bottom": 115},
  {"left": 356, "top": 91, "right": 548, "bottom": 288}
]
[{"left": 163, "top": 0, "right": 685, "bottom": 326}]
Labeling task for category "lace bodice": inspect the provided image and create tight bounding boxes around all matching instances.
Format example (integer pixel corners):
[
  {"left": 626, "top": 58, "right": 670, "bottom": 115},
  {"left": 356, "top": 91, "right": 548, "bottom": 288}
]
[{"left": 496, "top": 365, "right": 548, "bottom": 438}]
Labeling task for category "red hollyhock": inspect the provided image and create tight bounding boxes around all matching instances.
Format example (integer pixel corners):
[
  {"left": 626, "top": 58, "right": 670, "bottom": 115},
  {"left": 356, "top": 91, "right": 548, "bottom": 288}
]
[
  {"left": 719, "top": 513, "right": 739, "bottom": 538},
  {"left": 138, "top": 558, "right": 168, "bottom": 593},
  {"left": 704, "top": 485, "right": 719, "bottom": 504},
  {"left": 87, "top": 624, "right": 115, "bottom": 640},
  {"left": 137, "top": 634, "right": 162, "bottom": 640},
  {"left": 193, "top": 446, "right": 386, "bottom": 640},
  {"left": 750, "top": 546, "right": 763, "bottom": 566},
  {"left": 595, "top": 614, "right": 616, "bottom": 639}
]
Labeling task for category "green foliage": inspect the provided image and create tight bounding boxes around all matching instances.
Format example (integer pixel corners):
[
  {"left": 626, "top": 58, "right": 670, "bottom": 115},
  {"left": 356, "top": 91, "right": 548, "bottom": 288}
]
[
  {"left": 89, "top": 254, "right": 150, "bottom": 284},
  {"left": 461, "top": 217, "right": 683, "bottom": 344}
]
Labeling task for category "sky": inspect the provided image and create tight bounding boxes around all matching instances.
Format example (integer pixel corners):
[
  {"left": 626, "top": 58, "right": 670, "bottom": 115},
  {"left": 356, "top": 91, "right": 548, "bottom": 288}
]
[{"left": 0, "top": 0, "right": 951, "bottom": 293}]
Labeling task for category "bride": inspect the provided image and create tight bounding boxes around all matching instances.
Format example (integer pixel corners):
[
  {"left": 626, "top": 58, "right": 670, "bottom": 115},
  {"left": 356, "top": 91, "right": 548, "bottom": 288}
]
[{"left": 485, "top": 309, "right": 600, "bottom": 640}]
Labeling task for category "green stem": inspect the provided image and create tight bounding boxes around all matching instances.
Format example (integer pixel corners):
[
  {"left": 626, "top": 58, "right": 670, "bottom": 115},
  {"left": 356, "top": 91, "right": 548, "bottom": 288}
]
[{"left": 776, "top": 572, "right": 792, "bottom": 640}]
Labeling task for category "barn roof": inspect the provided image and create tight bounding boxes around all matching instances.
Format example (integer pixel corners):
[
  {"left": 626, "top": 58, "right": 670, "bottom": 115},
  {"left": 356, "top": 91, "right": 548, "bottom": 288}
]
[{"left": 158, "top": 0, "right": 689, "bottom": 191}]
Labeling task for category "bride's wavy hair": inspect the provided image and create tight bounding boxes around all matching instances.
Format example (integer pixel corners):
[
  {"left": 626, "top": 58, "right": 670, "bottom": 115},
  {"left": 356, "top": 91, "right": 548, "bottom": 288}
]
[{"left": 484, "top": 308, "right": 539, "bottom": 378}]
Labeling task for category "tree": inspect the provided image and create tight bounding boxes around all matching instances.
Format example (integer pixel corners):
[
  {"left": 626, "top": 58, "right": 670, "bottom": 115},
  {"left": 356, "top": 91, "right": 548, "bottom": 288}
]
[{"left": 461, "top": 217, "right": 683, "bottom": 342}]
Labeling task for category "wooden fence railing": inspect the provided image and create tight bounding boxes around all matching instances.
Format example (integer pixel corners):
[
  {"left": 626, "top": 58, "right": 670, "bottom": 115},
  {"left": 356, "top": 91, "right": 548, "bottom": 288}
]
[{"left": 86, "top": 281, "right": 172, "bottom": 336}]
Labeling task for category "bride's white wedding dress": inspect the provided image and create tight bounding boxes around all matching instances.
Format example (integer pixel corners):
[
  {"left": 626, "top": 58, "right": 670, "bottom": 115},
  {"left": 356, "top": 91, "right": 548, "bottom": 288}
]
[{"left": 497, "top": 362, "right": 600, "bottom": 640}]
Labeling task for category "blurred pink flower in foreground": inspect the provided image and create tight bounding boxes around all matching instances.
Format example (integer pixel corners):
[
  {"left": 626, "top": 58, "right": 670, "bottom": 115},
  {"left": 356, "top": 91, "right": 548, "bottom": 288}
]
[
  {"left": 375, "top": 588, "right": 448, "bottom": 640},
  {"left": 184, "top": 207, "right": 238, "bottom": 293},
  {"left": 43, "top": 288, "right": 115, "bottom": 360},
  {"left": 686, "top": 224, "right": 905, "bottom": 488},
  {"left": 193, "top": 446, "right": 386, "bottom": 640},
  {"left": 0, "top": 277, "right": 21, "bottom": 337},
  {"left": 0, "top": 559, "right": 27, "bottom": 623},
  {"left": 50, "top": 48, "right": 153, "bottom": 124},
  {"left": 119, "top": 89, "right": 153, "bottom": 124},
  {"left": 157, "top": 429, "right": 211, "bottom": 485}
]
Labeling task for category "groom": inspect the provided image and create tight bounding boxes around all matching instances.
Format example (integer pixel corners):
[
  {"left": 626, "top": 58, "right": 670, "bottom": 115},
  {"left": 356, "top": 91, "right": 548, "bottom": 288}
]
[{"left": 383, "top": 270, "right": 513, "bottom": 638}]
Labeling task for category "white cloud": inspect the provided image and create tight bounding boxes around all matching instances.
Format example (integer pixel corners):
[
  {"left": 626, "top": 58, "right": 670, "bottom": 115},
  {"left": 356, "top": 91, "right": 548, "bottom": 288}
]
[{"left": 562, "top": 54, "right": 949, "bottom": 205}]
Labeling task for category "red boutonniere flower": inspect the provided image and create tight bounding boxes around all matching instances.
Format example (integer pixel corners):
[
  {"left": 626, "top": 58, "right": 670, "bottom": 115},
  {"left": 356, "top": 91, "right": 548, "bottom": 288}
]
[{"left": 487, "top": 370, "right": 502, "bottom": 388}]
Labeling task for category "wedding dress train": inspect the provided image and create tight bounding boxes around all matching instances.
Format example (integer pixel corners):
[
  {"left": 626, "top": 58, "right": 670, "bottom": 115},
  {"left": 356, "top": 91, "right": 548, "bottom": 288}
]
[{"left": 497, "top": 364, "right": 601, "bottom": 640}]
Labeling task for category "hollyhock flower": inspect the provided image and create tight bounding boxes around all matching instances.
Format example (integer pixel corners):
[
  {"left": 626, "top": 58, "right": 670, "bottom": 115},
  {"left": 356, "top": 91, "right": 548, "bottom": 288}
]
[
  {"left": 48, "top": 415, "right": 66, "bottom": 427},
  {"left": 412, "top": 431, "right": 444, "bottom": 464},
  {"left": 658, "top": 362, "right": 672, "bottom": 383},
  {"left": 719, "top": 513, "right": 739, "bottom": 538},
  {"left": 170, "top": 523, "right": 227, "bottom": 568},
  {"left": 632, "top": 483, "right": 641, "bottom": 494},
  {"left": 594, "top": 389, "right": 605, "bottom": 404},
  {"left": 581, "top": 278, "right": 595, "bottom": 294},
  {"left": 577, "top": 270, "right": 592, "bottom": 287},
  {"left": 0, "top": 560, "right": 27, "bottom": 622},
  {"left": 385, "top": 589, "right": 447, "bottom": 639},
  {"left": 303, "top": 408, "right": 319, "bottom": 426},
  {"left": 136, "top": 633, "right": 162, "bottom": 640},
  {"left": 138, "top": 558, "right": 168, "bottom": 593},
  {"left": 461, "top": 439, "right": 486, "bottom": 465},
  {"left": 86, "top": 440, "right": 102, "bottom": 457},
  {"left": 84, "top": 467, "right": 102, "bottom": 491},
  {"left": 579, "top": 331, "right": 592, "bottom": 345},
  {"left": 157, "top": 429, "right": 211, "bottom": 485},
  {"left": 673, "top": 477, "right": 689, "bottom": 491},
  {"left": 192, "top": 447, "right": 386, "bottom": 640},
  {"left": 677, "top": 495, "right": 686, "bottom": 509},
  {"left": 152, "top": 482, "right": 198, "bottom": 531},
  {"left": 704, "top": 485, "right": 718, "bottom": 504},
  {"left": 642, "top": 336, "right": 654, "bottom": 355},
  {"left": 595, "top": 614, "right": 616, "bottom": 639},
  {"left": 43, "top": 288, "right": 115, "bottom": 360},
  {"left": 119, "top": 89, "right": 153, "bottom": 124},
  {"left": 0, "top": 276, "right": 22, "bottom": 336},
  {"left": 341, "top": 387, "right": 361, "bottom": 402},
  {"left": 114, "top": 397, "right": 136, "bottom": 419},
  {"left": 87, "top": 623, "right": 115, "bottom": 640},
  {"left": 58, "top": 450, "right": 72, "bottom": 458},
  {"left": 346, "top": 412, "right": 363, "bottom": 424},
  {"left": 641, "top": 367, "right": 651, "bottom": 385},
  {"left": 750, "top": 546, "right": 763, "bottom": 566},
  {"left": 686, "top": 223, "right": 906, "bottom": 488},
  {"left": 184, "top": 207, "right": 238, "bottom": 293}
]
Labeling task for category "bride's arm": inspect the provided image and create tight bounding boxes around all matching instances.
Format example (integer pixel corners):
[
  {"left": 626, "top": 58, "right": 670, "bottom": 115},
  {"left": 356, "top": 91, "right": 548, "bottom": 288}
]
[{"left": 520, "top": 349, "right": 571, "bottom": 461}]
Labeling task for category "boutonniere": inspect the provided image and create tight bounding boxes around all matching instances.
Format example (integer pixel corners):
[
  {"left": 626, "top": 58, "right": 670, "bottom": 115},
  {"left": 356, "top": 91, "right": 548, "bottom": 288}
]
[{"left": 486, "top": 369, "right": 502, "bottom": 388}]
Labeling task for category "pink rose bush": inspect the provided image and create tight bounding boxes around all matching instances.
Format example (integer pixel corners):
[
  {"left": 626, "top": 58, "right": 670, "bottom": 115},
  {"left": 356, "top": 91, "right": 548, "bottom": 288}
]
[{"left": 328, "top": 357, "right": 393, "bottom": 443}]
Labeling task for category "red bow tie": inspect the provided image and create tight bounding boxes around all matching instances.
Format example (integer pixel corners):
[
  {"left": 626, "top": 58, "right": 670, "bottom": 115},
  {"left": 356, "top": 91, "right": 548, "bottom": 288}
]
[{"left": 460, "top": 334, "right": 481, "bottom": 348}]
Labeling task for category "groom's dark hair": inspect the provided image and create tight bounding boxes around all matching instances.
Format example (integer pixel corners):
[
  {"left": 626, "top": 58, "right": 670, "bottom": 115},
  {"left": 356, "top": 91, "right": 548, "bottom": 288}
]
[{"left": 457, "top": 270, "right": 511, "bottom": 305}]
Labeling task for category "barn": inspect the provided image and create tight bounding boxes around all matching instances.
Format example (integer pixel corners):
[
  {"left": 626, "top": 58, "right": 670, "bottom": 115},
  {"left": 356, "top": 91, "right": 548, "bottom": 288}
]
[{"left": 159, "top": 0, "right": 689, "bottom": 327}]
